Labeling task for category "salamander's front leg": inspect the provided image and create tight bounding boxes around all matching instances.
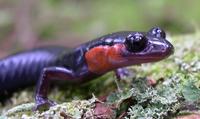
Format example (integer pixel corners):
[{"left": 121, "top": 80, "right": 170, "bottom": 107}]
[{"left": 34, "top": 67, "right": 76, "bottom": 110}]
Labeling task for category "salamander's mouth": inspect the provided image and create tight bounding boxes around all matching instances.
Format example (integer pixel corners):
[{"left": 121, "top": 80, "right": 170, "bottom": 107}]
[{"left": 142, "top": 40, "right": 174, "bottom": 59}]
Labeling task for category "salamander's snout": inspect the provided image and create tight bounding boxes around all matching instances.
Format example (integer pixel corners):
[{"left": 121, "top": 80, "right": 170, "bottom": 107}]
[
  {"left": 147, "top": 37, "right": 174, "bottom": 59},
  {"left": 163, "top": 40, "right": 174, "bottom": 57},
  {"left": 146, "top": 27, "right": 174, "bottom": 58}
]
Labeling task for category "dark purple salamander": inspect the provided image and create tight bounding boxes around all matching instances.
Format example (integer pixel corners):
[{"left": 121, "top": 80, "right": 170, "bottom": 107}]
[{"left": 0, "top": 27, "right": 174, "bottom": 110}]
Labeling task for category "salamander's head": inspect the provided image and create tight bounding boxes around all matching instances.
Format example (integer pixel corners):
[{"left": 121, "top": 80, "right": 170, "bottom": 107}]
[
  {"left": 122, "top": 27, "right": 174, "bottom": 64},
  {"left": 85, "top": 27, "right": 174, "bottom": 74}
]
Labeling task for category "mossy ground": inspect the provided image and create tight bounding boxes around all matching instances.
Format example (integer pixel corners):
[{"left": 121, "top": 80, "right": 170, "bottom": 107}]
[{"left": 1, "top": 32, "right": 200, "bottom": 118}]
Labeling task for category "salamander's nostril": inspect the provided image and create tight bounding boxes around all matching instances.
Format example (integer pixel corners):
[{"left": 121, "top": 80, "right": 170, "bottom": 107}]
[{"left": 165, "top": 43, "right": 174, "bottom": 56}]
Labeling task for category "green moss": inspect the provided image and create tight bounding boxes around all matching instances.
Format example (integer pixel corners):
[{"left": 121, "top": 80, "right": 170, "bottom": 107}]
[
  {"left": 2, "top": 99, "right": 96, "bottom": 118},
  {"left": 182, "top": 79, "right": 200, "bottom": 102}
]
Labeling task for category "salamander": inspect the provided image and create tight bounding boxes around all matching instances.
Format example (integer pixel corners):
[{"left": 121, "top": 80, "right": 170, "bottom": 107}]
[{"left": 0, "top": 27, "right": 174, "bottom": 109}]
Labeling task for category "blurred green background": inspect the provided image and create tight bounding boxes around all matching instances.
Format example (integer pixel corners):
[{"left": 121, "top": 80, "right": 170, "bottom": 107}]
[{"left": 0, "top": 0, "right": 199, "bottom": 56}]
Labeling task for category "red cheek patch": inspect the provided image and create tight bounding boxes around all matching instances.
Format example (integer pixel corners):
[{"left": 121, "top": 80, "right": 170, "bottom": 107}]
[{"left": 85, "top": 44, "right": 125, "bottom": 74}]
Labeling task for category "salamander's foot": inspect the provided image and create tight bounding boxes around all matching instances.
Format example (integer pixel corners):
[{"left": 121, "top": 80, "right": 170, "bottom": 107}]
[
  {"left": 115, "top": 68, "right": 132, "bottom": 80},
  {"left": 33, "top": 95, "right": 57, "bottom": 111}
]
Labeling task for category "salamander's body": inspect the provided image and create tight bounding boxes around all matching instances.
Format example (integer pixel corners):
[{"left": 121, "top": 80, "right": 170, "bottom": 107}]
[
  {"left": 0, "top": 27, "right": 174, "bottom": 109},
  {"left": 0, "top": 47, "right": 66, "bottom": 94}
]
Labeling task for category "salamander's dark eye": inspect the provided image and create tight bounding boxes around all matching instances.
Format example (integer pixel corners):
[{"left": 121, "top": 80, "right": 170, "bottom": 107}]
[
  {"left": 125, "top": 33, "right": 147, "bottom": 52},
  {"left": 149, "top": 27, "right": 166, "bottom": 38}
]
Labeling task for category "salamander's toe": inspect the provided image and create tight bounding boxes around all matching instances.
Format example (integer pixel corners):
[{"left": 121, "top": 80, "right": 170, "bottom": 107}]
[
  {"left": 115, "top": 68, "right": 134, "bottom": 80},
  {"left": 33, "top": 96, "right": 57, "bottom": 111}
]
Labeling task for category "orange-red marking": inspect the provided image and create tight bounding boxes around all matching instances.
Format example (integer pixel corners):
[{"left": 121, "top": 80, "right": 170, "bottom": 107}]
[{"left": 85, "top": 44, "right": 126, "bottom": 74}]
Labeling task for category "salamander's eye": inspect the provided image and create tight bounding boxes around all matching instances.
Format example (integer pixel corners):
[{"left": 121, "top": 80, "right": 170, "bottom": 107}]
[
  {"left": 125, "top": 33, "right": 147, "bottom": 52},
  {"left": 149, "top": 27, "right": 166, "bottom": 38}
]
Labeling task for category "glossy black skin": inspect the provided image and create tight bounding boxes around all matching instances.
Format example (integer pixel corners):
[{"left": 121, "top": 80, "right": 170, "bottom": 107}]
[{"left": 0, "top": 27, "right": 174, "bottom": 109}]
